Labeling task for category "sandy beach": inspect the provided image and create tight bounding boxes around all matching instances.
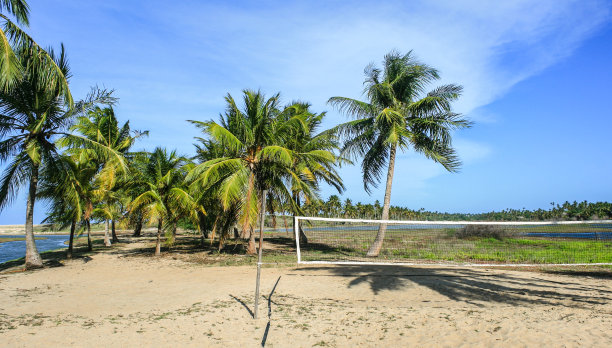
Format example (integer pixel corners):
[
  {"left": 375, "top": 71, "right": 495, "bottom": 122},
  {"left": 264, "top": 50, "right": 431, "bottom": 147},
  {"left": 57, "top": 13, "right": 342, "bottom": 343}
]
[
  {"left": 0, "top": 235, "right": 611, "bottom": 347},
  {"left": 0, "top": 225, "right": 68, "bottom": 236}
]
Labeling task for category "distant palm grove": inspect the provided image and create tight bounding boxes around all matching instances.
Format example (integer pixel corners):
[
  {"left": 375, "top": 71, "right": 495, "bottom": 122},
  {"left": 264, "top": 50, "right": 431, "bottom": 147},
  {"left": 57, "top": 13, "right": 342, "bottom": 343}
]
[
  {"left": 293, "top": 196, "right": 612, "bottom": 222},
  {"left": 0, "top": 2, "right": 609, "bottom": 269}
]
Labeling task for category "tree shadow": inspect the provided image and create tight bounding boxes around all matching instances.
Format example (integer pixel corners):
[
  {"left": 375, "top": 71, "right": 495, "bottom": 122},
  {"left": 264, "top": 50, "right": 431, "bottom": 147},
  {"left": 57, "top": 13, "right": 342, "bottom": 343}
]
[
  {"left": 293, "top": 265, "right": 612, "bottom": 309},
  {"left": 263, "top": 236, "right": 355, "bottom": 255},
  {"left": 541, "top": 269, "right": 612, "bottom": 279},
  {"left": 107, "top": 235, "right": 251, "bottom": 258}
]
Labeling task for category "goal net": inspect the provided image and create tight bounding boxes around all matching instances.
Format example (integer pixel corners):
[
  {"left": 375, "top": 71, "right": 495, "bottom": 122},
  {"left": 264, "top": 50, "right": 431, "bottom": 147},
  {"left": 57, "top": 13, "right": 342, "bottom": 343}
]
[{"left": 294, "top": 217, "right": 612, "bottom": 266}]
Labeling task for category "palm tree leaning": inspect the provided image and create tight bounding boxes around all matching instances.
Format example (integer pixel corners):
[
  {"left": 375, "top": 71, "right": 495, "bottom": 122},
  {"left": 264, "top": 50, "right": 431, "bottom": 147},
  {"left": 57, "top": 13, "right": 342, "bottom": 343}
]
[
  {"left": 329, "top": 50, "right": 471, "bottom": 257},
  {"left": 0, "top": 44, "right": 118, "bottom": 269}
]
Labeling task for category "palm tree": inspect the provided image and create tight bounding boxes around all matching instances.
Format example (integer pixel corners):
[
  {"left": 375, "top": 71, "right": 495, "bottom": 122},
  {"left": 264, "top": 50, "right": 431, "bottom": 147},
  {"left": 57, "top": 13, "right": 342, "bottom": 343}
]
[
  {"left": 191, "top": 138, "right": 242, "bottom": 248},
  {"left": 123, "top": 152, "right": 150, "bottom": 237},
  {"left": 66, "top": 106, "right": 147, "bottom": 245},
  {"left": 0, "top": 0, "right": 71, "bottom": 102},
  {"left": 38, "top": 153, "right": 97, "bottom": 257},
  {"left": 130, "top": 147, "right": 201, "bottom": 256},
  {"left": 329, "top": 50, "right": 471, "bottom": 257},
  {"left": 187, "top": 90, "right": 309, "bottom": 254},
  {"left": 277, "top": 103, "right": 344, "bottom": 244},
  {"left": 0, "top": 44, "right": 117, "bottom": 269}
]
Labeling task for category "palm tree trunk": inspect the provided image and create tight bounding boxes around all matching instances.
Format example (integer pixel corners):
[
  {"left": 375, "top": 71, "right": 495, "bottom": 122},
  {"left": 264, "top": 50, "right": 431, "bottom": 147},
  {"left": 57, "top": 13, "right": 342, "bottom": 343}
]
[
  {"left": 87, "top": 220, "right": 92, "bottom": 251},
  {"left": 67, "top": 220, "right": 76, "bottom": 259},
  {"left": 133, "top": 213, "right": 143, "bottom": 237},
  {"left": 293, "top": 195, "right": 308, "bottom": 245},
  {"left": 243, "top": 172, "right": 257, "bottom": 255},
  {"left": 24, "top": 165, "right": 43, "bottom": 269},
  {"left": 283, "top": 216, "right": 289, "bottom": 236},
  {"left": 247, "top": 226, "right": 256, "bottom": 254},
  {"left": 104, "top": 219, "right": 111, "bottom": 246},
  {"left": 111, "top": 219, "right": 119, "bottom": 243},
  {"left": 367, "top": 144, "right": 397, "bottom": 257},
  {"left": 155, "top": 219, "right": 162, "bottom": 256}
]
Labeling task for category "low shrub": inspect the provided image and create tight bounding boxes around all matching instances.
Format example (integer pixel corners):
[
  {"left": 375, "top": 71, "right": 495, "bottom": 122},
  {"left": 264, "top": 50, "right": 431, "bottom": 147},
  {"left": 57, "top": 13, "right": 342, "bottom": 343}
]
[{"left": 455, "top": 225, "right": 516, "bottom": 240}]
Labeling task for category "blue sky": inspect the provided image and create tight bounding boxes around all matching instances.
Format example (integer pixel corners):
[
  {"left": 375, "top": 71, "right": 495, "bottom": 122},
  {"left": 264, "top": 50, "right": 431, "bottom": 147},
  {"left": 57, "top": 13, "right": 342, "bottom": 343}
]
[{"left": 1, "top": 0, "right": 611, "bottom": 224}]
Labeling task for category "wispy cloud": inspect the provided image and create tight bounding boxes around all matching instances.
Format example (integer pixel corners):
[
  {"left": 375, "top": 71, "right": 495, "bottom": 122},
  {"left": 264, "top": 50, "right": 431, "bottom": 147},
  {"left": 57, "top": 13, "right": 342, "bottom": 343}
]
[{"left": 148, "top": 0, "right": 610, "bottom": 121}]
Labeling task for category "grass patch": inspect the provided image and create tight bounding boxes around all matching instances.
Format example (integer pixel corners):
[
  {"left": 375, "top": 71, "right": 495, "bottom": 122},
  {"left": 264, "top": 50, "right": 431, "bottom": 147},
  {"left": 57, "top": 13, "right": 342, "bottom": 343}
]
[
  {"left": 0, "top": 236, "right": 48, "bottom": 244},
  {"left": 298, "top": 227, "right": 612, "bottom": 264}
]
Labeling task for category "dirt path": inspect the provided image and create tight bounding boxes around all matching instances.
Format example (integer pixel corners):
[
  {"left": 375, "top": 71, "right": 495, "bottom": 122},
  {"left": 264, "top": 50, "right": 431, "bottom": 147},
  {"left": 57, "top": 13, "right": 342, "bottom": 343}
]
[{"left": 1, "top": 239, "right": 611, "bottom": 347}]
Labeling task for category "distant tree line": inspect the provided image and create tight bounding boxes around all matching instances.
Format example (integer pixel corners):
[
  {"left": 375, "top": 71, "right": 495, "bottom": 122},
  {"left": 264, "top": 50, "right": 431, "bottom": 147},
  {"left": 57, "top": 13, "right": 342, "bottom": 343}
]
[{"left": 296, "top": 196, "right": 612, "bottom": 221}]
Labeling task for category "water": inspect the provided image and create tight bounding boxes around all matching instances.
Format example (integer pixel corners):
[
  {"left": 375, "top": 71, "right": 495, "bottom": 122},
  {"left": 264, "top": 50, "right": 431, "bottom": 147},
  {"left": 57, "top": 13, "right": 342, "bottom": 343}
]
[
  {"left": 0, "top": 235, "right": 69, "bottom": 264},
  {"left": 525, "top": 232, "right": 612, "bottom": 239}
]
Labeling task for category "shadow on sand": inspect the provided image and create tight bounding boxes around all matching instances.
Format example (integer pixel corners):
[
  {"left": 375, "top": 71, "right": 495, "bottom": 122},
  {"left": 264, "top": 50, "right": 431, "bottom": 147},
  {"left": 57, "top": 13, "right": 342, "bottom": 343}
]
[{"left": 291, "top": 265, "right": 612, "bottom": 308}]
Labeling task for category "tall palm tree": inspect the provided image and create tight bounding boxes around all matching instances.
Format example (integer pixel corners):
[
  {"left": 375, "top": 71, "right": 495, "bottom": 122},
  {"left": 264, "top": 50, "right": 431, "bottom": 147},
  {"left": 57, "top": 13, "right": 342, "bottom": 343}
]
[
  {"left": 187, "top": 90, "right": 310, "bottom": 254},
  {"left": 130, "top": 147, "right": 201, "bottom": 256},
  {"left": 0, "top": 0, "right": 71, "bottom": 103},
  {"left": 329, "top": 50, "right": 471, "bottom": 257},
  {"left": 0, "top": 44, "right": 117, "bottom": 269}
]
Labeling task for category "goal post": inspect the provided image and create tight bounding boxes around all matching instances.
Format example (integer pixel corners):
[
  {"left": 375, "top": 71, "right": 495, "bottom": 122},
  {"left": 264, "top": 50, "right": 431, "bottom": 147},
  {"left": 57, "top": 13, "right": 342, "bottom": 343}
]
[{"left": 293, "top": 216, "right": 612, "bottom": 266}]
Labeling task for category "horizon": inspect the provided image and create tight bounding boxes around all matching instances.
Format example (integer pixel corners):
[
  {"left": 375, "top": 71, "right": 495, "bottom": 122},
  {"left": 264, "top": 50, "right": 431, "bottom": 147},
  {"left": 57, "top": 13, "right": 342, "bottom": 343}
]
[{"left": 1, "top": 0, "right": 611, "bottom": 224}]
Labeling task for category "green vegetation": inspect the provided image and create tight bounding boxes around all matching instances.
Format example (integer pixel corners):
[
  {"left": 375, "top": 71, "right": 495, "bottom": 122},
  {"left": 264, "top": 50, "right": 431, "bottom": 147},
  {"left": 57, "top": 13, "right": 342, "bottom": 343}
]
[
  {"left": 301, "top": 196, "right": 612, "bottom": 221},
  {"left": 297, "top": 227, "right": 612, "bottom": 264},
  {"left": 0, "top": 236, "right": 47, "bottom": 243}
]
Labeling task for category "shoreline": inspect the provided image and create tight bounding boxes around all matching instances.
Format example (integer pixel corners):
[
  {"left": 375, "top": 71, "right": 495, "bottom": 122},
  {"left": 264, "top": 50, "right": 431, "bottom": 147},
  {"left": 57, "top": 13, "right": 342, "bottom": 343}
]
[{"left": 0, "top": 225, "right": 69, "bottom": 236}]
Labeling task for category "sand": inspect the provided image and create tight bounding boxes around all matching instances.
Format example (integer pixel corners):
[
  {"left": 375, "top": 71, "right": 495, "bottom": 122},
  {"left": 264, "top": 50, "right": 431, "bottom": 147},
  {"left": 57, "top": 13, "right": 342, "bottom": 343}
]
[
  {"left": 0, "top": 225, "right": 66, "bottom": 235},
  {"left": 1, "top": 239, "right": 611, "bottom": 347}
]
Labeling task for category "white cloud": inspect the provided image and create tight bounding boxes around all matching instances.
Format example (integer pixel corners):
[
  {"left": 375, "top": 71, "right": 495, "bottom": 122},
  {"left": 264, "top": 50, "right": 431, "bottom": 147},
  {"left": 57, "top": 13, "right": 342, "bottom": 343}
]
[
  {"left": 147, "top": 0, "right": 609, "bottom": 121},
  {"left": 453, "top": 139, "right": 493, "bottom": 164}
]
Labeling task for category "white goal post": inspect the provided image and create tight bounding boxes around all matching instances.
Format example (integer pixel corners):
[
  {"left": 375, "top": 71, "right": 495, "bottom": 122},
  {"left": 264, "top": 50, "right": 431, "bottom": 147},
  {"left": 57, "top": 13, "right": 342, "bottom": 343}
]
[{"left": 293, "top": 216, "right": 612, "bottom": 267}]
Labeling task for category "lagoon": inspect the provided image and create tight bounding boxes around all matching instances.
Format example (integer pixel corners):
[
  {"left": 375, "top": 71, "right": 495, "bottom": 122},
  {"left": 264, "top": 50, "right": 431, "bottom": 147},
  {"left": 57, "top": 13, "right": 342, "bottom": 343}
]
[{"left": 0, "top": 235, "right": 69, "bottom": 264}]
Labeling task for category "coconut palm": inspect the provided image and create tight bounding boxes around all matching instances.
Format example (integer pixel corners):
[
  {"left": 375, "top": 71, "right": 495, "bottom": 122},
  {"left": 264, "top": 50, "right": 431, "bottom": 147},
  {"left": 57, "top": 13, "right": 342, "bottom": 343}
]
[
  {"left": 191, "top": 138, "right": 242, "bottom": 248},
  {"left": 187, "top": 90, "right": 312, "bottom": 254},
  {"left": 38, "top": 152, "right": 97, "bottom": 257},
  {"left": 328, "top": 50, "right": 471, "bottom": 257},
  {"left": 123, "top": 151, "right": 150, "bottom": 237},
  {"left": 280, "top": 103, "right": 345, "bottom": 244},
  {"left": 130, "top": 147, "right": 201, "bottom": 256},
  {"left": 0, "top": 44, "right": 117, "bottom": 269},
  {"left": 65, "top": 106, "right": 147, "bottom": 245},
  {"left": 0, "top": 0, "right": 71, "bottom": 102}
]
